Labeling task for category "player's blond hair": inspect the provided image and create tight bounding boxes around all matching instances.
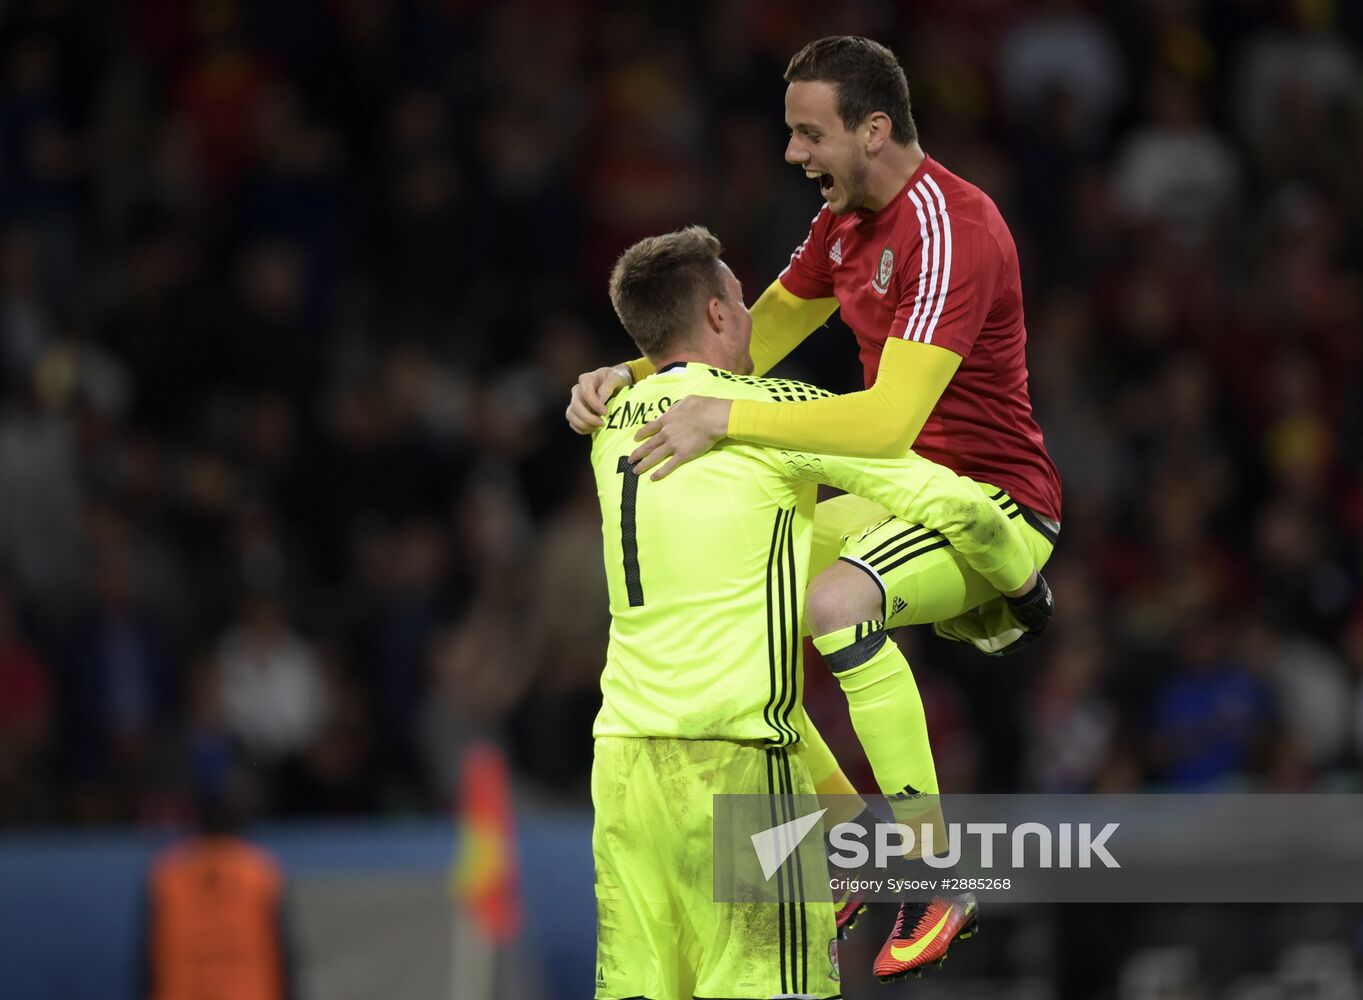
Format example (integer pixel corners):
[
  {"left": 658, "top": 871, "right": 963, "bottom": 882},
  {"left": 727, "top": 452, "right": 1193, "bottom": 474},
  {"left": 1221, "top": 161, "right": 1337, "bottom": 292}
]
[{"left": 608, "top": 226, "right": 727, "bottom": 360}]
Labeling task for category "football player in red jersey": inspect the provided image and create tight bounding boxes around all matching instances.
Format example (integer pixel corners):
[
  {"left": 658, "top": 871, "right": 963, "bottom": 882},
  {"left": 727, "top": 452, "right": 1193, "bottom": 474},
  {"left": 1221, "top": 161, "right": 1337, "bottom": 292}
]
[{"left": 567, "top": 36, "right": 1061, "bottom": 981}]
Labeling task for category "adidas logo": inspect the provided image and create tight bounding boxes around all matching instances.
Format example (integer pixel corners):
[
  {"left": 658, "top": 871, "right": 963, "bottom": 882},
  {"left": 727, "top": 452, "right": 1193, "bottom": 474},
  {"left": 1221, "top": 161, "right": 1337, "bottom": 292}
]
[
  {"left": 829, "top": 238, "right": 843, "bottom": 265},
  {"left": 890, "top": 596, "right": 907, "bottom": 617}
]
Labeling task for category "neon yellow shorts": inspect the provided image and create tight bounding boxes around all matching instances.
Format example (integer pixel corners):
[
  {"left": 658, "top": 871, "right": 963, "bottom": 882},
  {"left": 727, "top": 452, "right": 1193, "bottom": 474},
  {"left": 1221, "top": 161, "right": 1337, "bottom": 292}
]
[{"left": 592, "top": 737, "right": 841, "bottom": 1000}]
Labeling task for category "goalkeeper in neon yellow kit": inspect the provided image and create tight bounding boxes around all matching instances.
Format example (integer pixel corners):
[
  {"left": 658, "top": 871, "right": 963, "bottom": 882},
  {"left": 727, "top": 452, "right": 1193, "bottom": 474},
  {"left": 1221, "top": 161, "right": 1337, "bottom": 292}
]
[{"left": 588, "top": 225, "right": 1038, "bottom": 998}]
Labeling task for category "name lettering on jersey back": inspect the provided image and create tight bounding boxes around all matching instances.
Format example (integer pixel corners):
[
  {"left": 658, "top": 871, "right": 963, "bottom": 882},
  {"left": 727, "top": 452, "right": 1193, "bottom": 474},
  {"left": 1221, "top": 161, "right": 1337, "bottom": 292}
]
[{"left": 605, "top": 396, "right": 673, "bottom": 430}]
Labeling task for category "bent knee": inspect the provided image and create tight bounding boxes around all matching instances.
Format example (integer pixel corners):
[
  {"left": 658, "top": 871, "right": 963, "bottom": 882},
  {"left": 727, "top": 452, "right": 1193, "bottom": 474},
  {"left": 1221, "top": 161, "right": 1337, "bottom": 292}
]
[
  {"left": 806, "top": 560, "right": 884, "bottom": 636},
  {"left": 950, "top": 493, "right": 1005, "bottom": 549}
]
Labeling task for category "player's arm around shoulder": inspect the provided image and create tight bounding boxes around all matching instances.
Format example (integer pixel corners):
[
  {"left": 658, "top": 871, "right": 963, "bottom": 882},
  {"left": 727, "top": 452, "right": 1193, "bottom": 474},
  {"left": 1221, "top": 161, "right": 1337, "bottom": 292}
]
[
  {"left": 627, "top": 394, "right": 734, "bottom": 480},
  {"left": 624, "top": 367, "right": 771, "bottom": 480},
  {"left": 620, "top": 282, "right": 835, "bottom": 479},
  {"left": 724, "top": 337, "right": 961, "bottom": 458}
]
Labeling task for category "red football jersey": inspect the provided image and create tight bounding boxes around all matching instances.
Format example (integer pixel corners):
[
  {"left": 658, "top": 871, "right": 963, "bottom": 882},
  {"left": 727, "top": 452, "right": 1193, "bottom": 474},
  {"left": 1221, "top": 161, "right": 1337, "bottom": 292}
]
[{"left": 779, "top": 155, "right": 1062, "bottom": 522}]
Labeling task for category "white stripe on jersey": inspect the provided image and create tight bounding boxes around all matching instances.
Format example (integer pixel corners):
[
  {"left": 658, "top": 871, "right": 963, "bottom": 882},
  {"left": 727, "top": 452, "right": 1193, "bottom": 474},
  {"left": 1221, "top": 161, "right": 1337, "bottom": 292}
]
[
  {"left": 902, "top": 175, "right": 953, "bottom": 344},
  {"left": 904, "top": 186, "right": 931, "bottom": 339},
  {"left": 920, "top": 182, "right": 943, "bottom": 342},
  {"left": 903, "top": 182, "right": 939, "bottom": 342},
  {"left": 920, "top": 175, "right": 953, "bottom": 345}
]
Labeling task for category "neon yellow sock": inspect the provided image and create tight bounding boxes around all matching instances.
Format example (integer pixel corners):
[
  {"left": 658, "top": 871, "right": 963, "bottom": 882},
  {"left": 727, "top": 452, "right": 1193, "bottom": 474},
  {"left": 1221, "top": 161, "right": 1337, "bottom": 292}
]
[{"left": 812, "top": 622, "right": 939, "bottom": 798}]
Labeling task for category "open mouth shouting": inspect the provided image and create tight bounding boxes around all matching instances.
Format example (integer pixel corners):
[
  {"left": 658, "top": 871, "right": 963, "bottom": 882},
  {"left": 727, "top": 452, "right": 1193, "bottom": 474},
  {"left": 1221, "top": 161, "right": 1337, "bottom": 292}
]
[{"left": 805, "top": 169, "right": 836, "bottom": 200}]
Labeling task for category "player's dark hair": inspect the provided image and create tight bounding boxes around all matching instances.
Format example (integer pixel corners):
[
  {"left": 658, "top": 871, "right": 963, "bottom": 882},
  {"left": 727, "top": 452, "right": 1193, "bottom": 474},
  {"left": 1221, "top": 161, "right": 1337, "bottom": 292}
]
[
  {"left": 785, "top": 36, "right": 916, "bottom": 145},
  {"left": 608, "top": 226, "right": 728, "bottom": 359}
]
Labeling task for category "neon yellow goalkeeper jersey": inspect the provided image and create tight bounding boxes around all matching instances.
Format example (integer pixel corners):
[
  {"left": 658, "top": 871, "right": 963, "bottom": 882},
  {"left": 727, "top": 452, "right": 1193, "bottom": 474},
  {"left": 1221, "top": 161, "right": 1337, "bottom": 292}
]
[{"left": 590, "top": 362, "right": 986, "bottom": 745}]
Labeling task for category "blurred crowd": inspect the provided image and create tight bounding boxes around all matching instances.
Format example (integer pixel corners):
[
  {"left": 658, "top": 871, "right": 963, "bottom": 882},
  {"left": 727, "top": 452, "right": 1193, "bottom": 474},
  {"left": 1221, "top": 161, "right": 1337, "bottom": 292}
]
[{"left": 1, "top": 0, "right": 1361, "bottom": 828}]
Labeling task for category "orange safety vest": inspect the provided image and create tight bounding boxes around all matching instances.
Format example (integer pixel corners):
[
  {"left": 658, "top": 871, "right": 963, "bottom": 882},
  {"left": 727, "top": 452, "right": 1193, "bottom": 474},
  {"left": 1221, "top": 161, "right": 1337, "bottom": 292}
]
[{"left": 149, "top": 836, "right": 287, "bottom": 1000}]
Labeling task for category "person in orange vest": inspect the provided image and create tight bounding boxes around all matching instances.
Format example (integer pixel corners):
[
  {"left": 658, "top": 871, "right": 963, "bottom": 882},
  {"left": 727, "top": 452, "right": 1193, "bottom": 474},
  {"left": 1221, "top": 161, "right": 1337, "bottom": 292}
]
[{"left": 142, "top": 793, "right": 297, "bottom": 1000}]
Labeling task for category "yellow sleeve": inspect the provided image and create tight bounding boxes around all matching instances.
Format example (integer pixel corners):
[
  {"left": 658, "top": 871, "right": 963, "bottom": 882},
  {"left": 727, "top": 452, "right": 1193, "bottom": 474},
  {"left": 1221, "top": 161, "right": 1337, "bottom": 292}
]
[
  {"left": 624, "top": 355, "right": 655, "bottom": 385},
  {"left": 618, "top": 280, "right": 835, "bottom": 384},
  {"left": 727, "top": 336, "right": 961, "bottom": 456},
  {"left": 747, "top": 280, "right": 838, "bottom": 376}
]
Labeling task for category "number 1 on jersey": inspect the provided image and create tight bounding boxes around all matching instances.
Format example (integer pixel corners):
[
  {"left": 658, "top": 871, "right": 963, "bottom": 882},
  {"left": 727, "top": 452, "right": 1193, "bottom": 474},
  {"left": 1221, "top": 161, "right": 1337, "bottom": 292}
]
[{"left": 616, "top": 456, "right": 644, "bottom": 606}]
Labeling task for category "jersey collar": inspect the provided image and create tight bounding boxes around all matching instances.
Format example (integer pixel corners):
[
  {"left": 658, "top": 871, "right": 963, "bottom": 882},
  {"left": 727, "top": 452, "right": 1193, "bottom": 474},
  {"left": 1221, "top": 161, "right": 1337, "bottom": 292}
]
[{"left": 857, "top": 154, "right": 935, "bottom": 222}]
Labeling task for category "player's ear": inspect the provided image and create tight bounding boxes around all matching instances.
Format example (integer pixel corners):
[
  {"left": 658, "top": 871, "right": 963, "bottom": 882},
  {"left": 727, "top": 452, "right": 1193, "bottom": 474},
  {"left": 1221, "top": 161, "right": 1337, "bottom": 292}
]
[
  {"left": 865, "top": 112, "right": 891, "bottom": 154},
  {"left": 705, "top": 295, "right": 725, "bottom": 335}
]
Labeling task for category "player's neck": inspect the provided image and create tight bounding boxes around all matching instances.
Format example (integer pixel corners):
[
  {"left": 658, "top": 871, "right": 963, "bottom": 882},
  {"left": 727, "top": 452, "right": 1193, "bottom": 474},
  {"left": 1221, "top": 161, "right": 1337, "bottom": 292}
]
[
  {"left": 650, "top": 350, "right": 726, "bottom": 372},
  {"left": 862, "top": 141, "right": 926, "bottom": 213}
]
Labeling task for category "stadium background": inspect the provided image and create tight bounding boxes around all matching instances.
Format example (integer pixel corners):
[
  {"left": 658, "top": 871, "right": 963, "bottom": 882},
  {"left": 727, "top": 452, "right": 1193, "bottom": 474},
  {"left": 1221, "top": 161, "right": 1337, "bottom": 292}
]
[{"left": 0, "top": 0, "right": 1361, "bottom": 996}]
